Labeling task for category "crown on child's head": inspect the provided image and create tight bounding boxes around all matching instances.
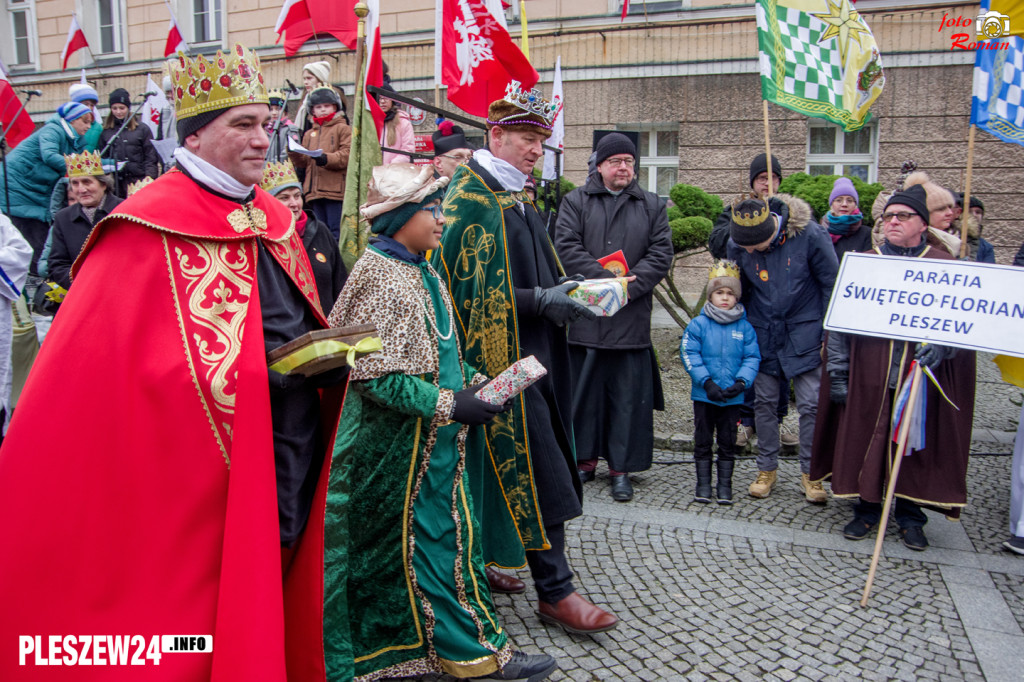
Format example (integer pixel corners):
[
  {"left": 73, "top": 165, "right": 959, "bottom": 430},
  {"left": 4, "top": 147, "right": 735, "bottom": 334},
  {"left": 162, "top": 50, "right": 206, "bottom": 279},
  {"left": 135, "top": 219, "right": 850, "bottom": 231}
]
[{"left": 708, "top": 259, "right": 740, "bottom": 281}]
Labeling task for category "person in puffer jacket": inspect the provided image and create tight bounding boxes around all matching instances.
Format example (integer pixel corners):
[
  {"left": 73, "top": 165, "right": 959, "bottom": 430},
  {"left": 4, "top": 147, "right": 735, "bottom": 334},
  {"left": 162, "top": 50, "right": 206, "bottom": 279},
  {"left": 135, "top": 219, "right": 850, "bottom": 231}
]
[{"left": 681, "top": 260, "right": 760, "bottom": 505}]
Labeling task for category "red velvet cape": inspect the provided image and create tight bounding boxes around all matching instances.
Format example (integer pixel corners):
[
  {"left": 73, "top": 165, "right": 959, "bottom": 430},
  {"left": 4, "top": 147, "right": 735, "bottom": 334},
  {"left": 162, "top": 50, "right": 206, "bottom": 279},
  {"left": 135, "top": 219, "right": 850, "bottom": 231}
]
[{"left": 0, "top": 171, "right": 338, "bottom": 681}]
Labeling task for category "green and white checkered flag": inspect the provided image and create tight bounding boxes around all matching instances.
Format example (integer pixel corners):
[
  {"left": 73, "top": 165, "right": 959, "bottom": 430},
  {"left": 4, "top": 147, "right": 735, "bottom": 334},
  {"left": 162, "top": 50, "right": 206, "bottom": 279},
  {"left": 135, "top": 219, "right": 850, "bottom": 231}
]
[{"left": 756, "top": 0, "right": 885, "bottom": 132}]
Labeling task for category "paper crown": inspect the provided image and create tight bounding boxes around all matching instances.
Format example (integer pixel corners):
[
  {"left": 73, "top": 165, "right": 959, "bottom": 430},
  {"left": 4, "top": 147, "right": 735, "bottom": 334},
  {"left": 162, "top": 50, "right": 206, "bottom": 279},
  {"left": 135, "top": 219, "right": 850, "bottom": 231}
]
[
  {"left": 64, "top": 151, "right": 104, "bottom": 178},
  {"left": 261, "top": 161, "right": 300, "bottom": 193},
  {"left": 267, "top": 89, "right": 286, "bottom": 104},
  {"left": 708, "top": 259, "right": 740, "bottom": 281},
  {"left": 500, "top": 80, "right": 559, "bottom": 127},
  {"left": 126, "top": 176, "right": 154, "bottom": 195},
  {"left": 730, "top": 195, "right": 770, "bottom": 227},
  {"left": 169, "top": 44, "right": 268, "bottom": 120}
]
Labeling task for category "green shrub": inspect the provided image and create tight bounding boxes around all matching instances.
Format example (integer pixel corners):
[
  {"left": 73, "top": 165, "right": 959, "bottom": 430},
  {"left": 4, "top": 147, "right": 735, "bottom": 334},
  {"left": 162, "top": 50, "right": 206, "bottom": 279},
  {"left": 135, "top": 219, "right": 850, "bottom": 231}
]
[
  {"left": 668, "top": 184, "right": 724, "bottom": 223},
  {"left": 777, "top": 173, "right": 884, "bottom": 222},
  {"left": 533, "top": 170, "right": 575, "bottom": 212},
  {"left": 671, "top": 216, "right": 713, "bottom": 253},
  {"left": 667, "top": 205, "right": 684, "bottom": 223}
]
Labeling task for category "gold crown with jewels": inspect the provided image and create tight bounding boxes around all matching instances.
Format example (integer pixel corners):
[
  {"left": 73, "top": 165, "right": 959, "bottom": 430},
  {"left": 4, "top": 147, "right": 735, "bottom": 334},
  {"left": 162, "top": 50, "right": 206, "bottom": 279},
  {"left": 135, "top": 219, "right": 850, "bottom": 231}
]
[
  {"left": 126, "top": 176, "right": 154, "bottom": 195},
  {"left": 170, "top": 44, "right": 268, "bottom": 120},
  {"left": 64, "top": 150, "right": 104, "bottom": 177},
  {"left": 502, "top": 80, "right": 559, "bottom": 126},
  {"left": 708, "top": 259, "right": 740, "bottom": 281},
  {"left": 730, "top": 194, "right": 770, "bottom": 227},
  {"left": 260, "top": 161, "right": 300, "bottom": 193},
  {"left": 267, "top": 89, "right": 286, "bottom": 103}
]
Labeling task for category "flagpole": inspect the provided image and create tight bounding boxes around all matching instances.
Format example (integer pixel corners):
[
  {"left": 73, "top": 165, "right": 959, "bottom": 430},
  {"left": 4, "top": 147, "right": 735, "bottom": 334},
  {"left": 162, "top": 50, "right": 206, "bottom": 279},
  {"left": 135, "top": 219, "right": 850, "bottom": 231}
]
[
  {"left": 353, "top": 2, "right": 367, "bottom": 101},
  {"left": 434, "top": 0, "right": 442, "bottom": 109},
  {"left": 860, "top": 360, "right": 925, "bottom": 607},
  {"left": 958, "top": 125, "right": 977, "bottom": 259},
  {"left": 762, "top": 99, "right": 774, "bottom": 199}
]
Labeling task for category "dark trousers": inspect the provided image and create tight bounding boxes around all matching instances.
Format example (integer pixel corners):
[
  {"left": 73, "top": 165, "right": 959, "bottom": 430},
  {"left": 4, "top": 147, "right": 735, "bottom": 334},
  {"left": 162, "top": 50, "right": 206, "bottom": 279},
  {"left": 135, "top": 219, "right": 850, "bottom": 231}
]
[
  {"left": 854, "top": 498, "right": 928, "bottom": 530},
  {"left": 693, "top": 401, "right": 741, "bottom": 463},
  {"left": 307, "top": 198, "right": 342, "bottom": 242},
  {"left": 739, "top": 371, "right": 789, "bottom": 426},
  {"left": 10, "top": 215, "right": 48, "bottom": 276},
  {"left": 526, "top": 522, "right": 575, "bottom": 604}
]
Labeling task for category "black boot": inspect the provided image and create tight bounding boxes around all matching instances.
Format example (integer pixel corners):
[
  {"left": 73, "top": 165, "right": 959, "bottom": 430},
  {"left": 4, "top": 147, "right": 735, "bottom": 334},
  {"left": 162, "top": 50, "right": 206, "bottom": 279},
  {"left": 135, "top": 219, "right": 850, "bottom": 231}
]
[
  {"left": 716, "top": 459, "right": 734, "bottom": 505},
  {"left": 694, "top": 459, "right": 713, "bottom": 503}
]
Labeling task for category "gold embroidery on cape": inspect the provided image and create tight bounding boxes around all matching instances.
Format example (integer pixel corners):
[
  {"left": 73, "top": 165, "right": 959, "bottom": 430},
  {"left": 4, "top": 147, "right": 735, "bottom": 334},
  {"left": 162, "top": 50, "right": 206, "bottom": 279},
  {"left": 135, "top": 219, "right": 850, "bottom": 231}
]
[
  {"left": 167, "top": 235, "right": 254, "bottom": 463},
  {"left": 226, "top": 205, "right": 268, "bottom": 235}
]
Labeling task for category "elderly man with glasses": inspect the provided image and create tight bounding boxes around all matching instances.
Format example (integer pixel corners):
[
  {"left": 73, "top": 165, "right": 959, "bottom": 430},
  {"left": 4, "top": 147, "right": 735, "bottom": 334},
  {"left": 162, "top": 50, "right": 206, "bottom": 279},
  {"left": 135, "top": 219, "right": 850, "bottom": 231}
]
[
  {"left": 811, "top": 183, "right": 977, "bottom": 552},
  {"left": 431, "top": 121, "right": 476, "bottom": 180},
  {"left": 554, "top": 132, "right": 673, "bottom": 502}
]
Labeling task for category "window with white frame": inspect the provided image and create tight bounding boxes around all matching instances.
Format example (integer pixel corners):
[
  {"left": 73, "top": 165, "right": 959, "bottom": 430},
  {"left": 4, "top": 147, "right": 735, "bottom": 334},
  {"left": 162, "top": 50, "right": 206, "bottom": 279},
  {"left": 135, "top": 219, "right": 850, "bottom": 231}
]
[
  {"left": 192, "top": 0, "right": 222, "bottom": 44},
  {"left": 634, "top": 128, "right": 679, "bottom": 198},
  {"left": 96, "top": 0, "right": 123, "bottom": 55},
  {"left": 609, "top": 0, "right": 686, "bottom": 17},
  {"left": 6, "top": 0, "right": 36, "bottom": 68},
  {"left": 806, "top": 122, "right": 878, "bottom": 182}
]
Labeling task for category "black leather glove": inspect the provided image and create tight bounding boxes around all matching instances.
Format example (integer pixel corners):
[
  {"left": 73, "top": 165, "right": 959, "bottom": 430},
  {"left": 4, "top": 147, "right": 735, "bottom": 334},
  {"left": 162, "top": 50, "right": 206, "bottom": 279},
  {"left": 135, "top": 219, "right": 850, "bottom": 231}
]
[
  {"left": 534, "top": 281, "right": 598, "bottom": 326},
  {"left": 314, "top": 154, "right": 328, "bottom": 166},
  {"left": 829, "top": 371, "right": 849, "bottom": 404},
  {"left": 721, "top": 379, "right": 746, "bottom": 399},
  {"left": 704, "top": 379, "right": 726, "bottom": 403},
  {"left": 915, "top": 342, "right": 952, "bottom": 369},
  {"left": 450, "top": 386, "right": 503, "bottom": 426}
]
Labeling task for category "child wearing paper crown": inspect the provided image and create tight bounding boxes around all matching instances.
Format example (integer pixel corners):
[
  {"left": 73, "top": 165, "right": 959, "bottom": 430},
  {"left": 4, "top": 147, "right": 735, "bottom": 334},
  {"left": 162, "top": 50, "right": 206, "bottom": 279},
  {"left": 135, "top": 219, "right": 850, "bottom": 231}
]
[{"left": 680, "top": 261, "right": 761, "bottom": 504}]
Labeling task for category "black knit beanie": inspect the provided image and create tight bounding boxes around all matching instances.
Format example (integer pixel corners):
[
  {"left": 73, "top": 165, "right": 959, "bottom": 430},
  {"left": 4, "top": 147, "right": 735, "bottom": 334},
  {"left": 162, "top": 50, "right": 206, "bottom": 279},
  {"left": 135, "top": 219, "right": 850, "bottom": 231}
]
[
  {"left": 177, "top": 109, "right": 226, "bottom": 142},
  {"left": 594, "top": 132, "right": 637, "bottom": 166},
  {"left": 749, "top": 153, "right": 782, "bottom": 187},
  {"left": 729, "top": 197, "right": 776, "bottom": 247},
  {"left": 108, "top": 88, "right": 131, "bottom": 108},
  {"left": 884, "top": 184, "right": 930, "bottom": 225}
]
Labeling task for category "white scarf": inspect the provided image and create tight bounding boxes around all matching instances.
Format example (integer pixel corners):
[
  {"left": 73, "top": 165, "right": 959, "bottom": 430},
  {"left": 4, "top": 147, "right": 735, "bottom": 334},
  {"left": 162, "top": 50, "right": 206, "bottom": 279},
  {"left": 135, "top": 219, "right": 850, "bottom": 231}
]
[
  {"left": 173, "top": 147, "right": 254, "bottom": 200},
  {"left": 473, "top": 149, "right": 527, "bottom": 192}
]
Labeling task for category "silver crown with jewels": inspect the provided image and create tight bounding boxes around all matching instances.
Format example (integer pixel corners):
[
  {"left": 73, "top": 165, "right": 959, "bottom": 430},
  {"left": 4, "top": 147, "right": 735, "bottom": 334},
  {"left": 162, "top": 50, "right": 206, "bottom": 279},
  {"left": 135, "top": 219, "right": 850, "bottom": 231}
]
[{"left": 503, "top": 81, "right": 559, "bottom": 126}]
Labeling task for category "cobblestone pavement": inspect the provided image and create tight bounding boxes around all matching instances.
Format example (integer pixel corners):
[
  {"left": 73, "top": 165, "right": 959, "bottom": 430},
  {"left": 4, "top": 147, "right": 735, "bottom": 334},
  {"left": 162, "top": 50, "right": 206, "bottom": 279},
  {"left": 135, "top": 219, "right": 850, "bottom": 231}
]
[{"left": 403, "top": 451, "right": 1024, "bottom": 681}]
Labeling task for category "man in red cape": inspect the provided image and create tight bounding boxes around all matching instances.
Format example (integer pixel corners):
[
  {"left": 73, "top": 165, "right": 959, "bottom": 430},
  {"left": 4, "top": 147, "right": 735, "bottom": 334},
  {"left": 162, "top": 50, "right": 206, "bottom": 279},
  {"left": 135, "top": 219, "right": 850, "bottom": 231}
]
[{"left": 0, "top": 44, "right": 343, "bottom": 681}]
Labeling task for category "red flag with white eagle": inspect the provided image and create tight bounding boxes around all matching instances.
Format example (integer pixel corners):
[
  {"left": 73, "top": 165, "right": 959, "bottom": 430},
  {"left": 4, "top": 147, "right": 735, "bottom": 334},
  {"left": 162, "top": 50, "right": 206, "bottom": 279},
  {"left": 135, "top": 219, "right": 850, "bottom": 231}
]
[
  {"left": 363, "top": 0, "right": 385, "bottom": 137},
  {"left": 275, "top": 0, "right": 357, "bottom": 57},
  {"left": 440, "top": 0, "right": 539, "bottom": 117},
  {"left": 164, "top": 15, "right": 189, "bottom": 57},
  {"left": 0, "top": 58, "right": 34, "bottom": 149},
  {"left": 60, "top": 14, "right": 89, "bottom": 70}
]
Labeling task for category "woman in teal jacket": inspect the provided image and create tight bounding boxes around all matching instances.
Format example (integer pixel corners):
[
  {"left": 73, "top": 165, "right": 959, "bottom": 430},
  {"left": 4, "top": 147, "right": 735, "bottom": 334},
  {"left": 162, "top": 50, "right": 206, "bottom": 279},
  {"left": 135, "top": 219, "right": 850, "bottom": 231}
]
[{"left": 0, "top": 102, "right": 90, "bottom": 273}]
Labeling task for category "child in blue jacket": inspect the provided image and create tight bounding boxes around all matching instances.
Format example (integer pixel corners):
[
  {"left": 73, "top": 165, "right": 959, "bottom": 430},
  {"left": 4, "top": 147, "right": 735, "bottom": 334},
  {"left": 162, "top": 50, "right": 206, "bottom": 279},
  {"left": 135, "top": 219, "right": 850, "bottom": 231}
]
[{"left": 681, "top": 261, "right": 760, "bottom": 504}]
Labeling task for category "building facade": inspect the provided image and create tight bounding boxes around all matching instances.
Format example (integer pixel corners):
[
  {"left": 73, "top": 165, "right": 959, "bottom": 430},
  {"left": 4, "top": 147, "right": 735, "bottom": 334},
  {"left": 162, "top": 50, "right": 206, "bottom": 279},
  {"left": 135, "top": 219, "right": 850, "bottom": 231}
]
[{"left": 4, "top": 0, "right": 1020, "bottom": 260}]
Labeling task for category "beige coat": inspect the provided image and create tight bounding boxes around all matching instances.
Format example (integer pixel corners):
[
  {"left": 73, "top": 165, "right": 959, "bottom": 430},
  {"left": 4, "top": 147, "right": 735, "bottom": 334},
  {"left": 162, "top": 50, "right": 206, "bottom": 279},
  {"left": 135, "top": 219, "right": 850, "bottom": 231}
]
[{"left": 289, "top": 112, "right": 351, "bottom": 202}]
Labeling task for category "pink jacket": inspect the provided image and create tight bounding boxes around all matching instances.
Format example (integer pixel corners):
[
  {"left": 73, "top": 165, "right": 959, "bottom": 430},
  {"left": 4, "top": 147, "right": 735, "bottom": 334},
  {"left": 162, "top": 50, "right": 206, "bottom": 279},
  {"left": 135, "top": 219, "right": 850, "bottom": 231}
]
[{"left": 380, "top": 110, "right": 416, "bottom": 164}]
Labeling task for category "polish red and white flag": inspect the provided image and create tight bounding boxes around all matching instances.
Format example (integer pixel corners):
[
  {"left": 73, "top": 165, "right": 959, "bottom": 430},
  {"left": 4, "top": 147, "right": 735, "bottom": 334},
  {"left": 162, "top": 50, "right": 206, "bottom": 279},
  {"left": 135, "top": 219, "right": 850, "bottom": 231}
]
[
  {"left": 274, "top": 0, "right": 311, "bottom": 38},
  {"left": 60, "top": 14, "right": 89, "bottom": 71},
  {"left": 439, "top": 0, "right": 539, "bottom": 117},
  {"left": 363, "top": 0, "right": 385, "bottom": 137},
  {"left": 164, "top": 15, "right": 189, "bottom": 57},
  {"left": 0, "top": 58, "right": 35, "bottom": 149}
]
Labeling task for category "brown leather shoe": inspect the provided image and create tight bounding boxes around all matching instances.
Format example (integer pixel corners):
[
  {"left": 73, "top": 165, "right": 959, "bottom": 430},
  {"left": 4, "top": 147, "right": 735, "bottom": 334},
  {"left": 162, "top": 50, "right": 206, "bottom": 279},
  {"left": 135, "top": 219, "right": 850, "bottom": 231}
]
[
  {"left": 536, "top": 592, "right": 618, "bottom": 634},
  {"left": 486, "top": 566, "right": 526, "bottom": 594}
]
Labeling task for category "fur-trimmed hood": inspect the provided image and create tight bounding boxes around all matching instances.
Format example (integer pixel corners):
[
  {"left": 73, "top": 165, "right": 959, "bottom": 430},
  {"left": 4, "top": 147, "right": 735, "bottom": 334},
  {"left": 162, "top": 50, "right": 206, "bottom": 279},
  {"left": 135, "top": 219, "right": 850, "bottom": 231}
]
[{"left": 773, "top": 192, "right": 814, "bottom": 237}]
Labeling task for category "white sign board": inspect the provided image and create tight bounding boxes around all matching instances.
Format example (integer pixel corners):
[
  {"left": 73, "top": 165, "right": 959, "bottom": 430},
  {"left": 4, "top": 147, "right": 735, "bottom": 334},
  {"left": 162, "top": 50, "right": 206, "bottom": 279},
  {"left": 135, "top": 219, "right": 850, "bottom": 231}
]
[{"left": 824, "top": 253, "right": 1024, "bottom": 358}]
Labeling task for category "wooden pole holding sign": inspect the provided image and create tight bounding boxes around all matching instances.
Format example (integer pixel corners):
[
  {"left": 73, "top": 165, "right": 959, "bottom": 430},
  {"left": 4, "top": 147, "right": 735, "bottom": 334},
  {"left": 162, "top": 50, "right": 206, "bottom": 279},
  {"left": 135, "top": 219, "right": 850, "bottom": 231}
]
[
  {"left": 959, "top": 125, "right": 977, "bottom": 259},
  {"left": 860, "top": 360, "right": 925, "bottom": 607},
  {"left": 762, "top": 100, "right": 774, "bottom": 199}
]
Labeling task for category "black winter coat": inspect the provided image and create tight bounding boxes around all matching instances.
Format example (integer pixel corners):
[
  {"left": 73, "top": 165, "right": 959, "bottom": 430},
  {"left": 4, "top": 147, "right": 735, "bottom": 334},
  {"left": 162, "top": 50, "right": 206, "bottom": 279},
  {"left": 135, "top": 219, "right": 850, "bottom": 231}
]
[
  {"left": 99, "top": 119, "right": 159, "bottom": 188},
  {"left": 819, "top": 212, "right": 872, "bottom": 264},
  {"left": 300, "top": 210, "right": 347, "bottom": 315},
  {"left": 726, "top": 193, "right": 839, "bottom": 379},
  {"left": 554, "top": 175, "right": 673, "bottom": 349},
  {"left": 48, "top": 192, "right": 123, "bottom": 290}
]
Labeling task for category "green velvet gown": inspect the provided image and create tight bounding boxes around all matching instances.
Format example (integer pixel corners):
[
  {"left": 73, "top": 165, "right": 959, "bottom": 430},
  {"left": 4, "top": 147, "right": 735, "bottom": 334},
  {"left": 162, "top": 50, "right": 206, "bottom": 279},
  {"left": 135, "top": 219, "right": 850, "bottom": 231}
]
[{"left": 323, "top": 244, "right": 511, "bottom": 681}]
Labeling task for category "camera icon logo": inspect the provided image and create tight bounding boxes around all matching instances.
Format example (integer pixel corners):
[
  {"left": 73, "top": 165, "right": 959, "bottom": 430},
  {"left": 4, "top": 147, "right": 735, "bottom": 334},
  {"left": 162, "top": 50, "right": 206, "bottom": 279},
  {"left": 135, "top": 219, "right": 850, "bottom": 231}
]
[{"left": 976, "top": 10, "right": 1011, "bottom": 39}]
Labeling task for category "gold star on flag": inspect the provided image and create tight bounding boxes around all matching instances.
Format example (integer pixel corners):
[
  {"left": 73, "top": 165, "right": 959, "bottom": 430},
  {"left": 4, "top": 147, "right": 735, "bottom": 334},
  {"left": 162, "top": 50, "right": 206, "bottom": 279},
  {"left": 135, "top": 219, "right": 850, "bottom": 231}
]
[{"left": 813, "top": 0, "right": 871, "bottom": 65}]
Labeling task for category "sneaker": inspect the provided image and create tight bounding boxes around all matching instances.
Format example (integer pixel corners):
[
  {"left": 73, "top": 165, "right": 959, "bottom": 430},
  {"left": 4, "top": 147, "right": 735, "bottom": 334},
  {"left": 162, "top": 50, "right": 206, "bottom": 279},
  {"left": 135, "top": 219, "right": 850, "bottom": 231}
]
[
  {"left": 780, "top": 422, "right": 799, "bottom": 448},
  {"left": 801, "top": 474, "right": 827, "bottom": 504},
  {"left": 748, "top": 470, "right": 776, "bottom": 498},
  {"left": 899, "top": 526, "right": 928, "bottom": 551},
  {"left": 483, "top": 651, "right": 558, "bottom": 681},
  {"left": 842, "top": 518, "right": 874, "bottom": 540},
  {"left": 1003, "top": 535, "right": 1024, "bottom": 555},
  {"left": 736, "top": 424, "right": 754, "bottom": 448}
]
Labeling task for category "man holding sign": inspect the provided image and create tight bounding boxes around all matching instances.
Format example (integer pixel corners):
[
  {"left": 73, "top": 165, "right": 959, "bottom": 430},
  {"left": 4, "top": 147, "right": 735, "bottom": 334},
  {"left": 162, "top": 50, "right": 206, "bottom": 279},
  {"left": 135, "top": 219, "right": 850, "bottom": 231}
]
[{"left": 811, "top": 184, "right": 976, "bottom": 551}]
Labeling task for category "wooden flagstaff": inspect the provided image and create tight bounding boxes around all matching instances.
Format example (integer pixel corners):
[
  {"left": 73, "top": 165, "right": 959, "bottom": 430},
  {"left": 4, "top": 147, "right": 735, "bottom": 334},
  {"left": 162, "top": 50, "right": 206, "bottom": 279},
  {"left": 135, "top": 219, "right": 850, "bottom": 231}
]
[
  {"left": 353, "top": 3, "right": 368, "bottom": 104},
  {"left": 860, "top": 361, "right": 926, "bottom": 607},
  {"left": 762, "top": 99, "right": 774, "bottom": 199},
  {"left": 959, "top": 125, "right": 977, "bottom": 259}
]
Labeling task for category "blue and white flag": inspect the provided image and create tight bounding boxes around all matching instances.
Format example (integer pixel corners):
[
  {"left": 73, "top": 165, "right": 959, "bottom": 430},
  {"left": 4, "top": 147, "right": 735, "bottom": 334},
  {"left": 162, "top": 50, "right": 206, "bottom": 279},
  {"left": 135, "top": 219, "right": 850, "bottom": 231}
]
[{"left": 970, "top": 2, "right": 1024, "bottom": 146}]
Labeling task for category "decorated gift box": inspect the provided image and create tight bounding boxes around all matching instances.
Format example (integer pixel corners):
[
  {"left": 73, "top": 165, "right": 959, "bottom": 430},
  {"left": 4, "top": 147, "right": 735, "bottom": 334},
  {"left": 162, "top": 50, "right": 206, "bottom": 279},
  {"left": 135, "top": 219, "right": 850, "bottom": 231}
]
[
  {"left": 475, "top": 355, "right": 548, "bottom": 405},
  {"left": 568, "top": 278, "right": 630, "bottom": 317}
]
